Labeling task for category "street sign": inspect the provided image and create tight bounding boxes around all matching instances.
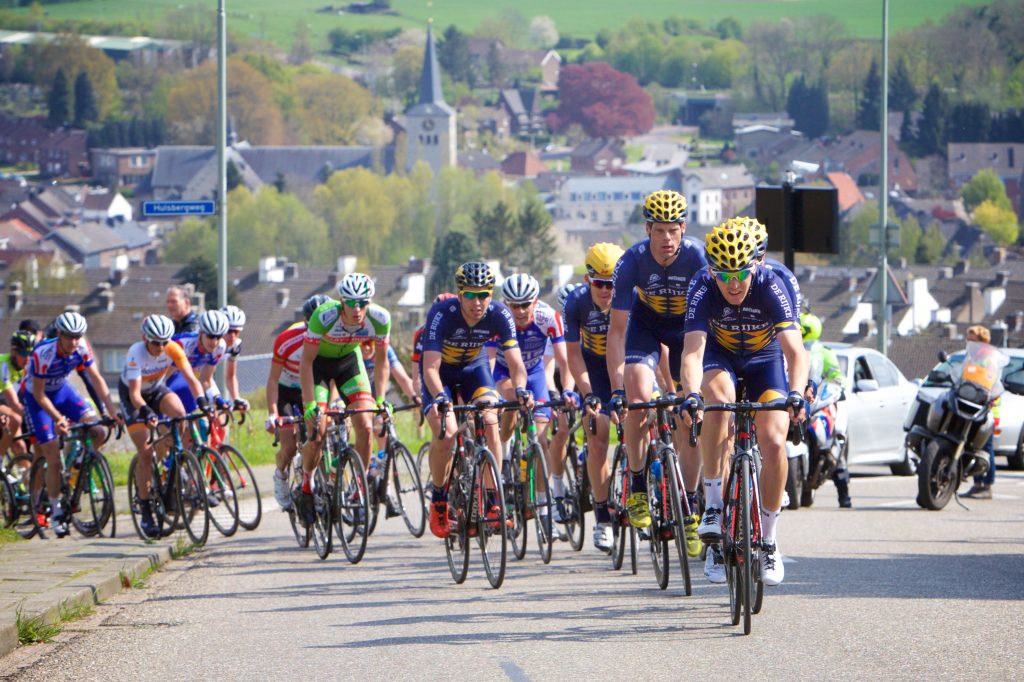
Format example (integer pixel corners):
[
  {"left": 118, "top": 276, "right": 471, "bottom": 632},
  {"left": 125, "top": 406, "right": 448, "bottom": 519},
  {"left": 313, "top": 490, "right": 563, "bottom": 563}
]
[{"left": 142, "top": 200, "right": 217, "bottom": 217}]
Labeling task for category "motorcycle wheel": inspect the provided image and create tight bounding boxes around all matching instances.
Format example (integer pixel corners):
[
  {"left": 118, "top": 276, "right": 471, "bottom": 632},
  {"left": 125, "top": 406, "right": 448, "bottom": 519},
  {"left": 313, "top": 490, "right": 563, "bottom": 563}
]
[
  {"left": 916, "top": 440, "right": 959, "bottom": 510},
  {"left": 784, "top": 457, "right": 802, "bottom": 510}
]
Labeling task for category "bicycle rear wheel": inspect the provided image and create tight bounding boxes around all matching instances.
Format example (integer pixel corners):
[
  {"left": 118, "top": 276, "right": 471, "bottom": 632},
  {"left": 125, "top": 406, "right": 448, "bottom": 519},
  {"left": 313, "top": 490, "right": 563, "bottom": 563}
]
[
  {"left": 219, "top": 444, "right": 262, "bottom": 531},
  {"left": 529, "top": 443, "right": 555, "bottom": 564},
  {"left": 561, "top": 448, "right": 584, "bottom": 552},
  {"left": 610, "top": 445, "right": 628, "bottom": 571},
  {"left": 1, "top": 475, "right": 16, "bottom": 528},
  {"left": 176, "top": 451, "right": 210, "bottom": 547},
  {"left": 7, "top": 455, "right": 35, "bottom": 539},
  {"left": 506, "top": 445, "right": 527, "bottom": 561},
  {"left": 28, "top": 458, "right": 51, "bottom": 539},
  {"left": 311, "top": 465, "right": 333, "bottom": 560},
  {"left": 739, "top": 457, "right": 753, "bottom": 635},
  {"left": 665, "top": 451, "right": 692, "bottom": 596},
  {"left": 287, "top": 454, "right": 310, "bottom": 548},
  {"left": 70, "top": 453, "right": 115, "bottom": 537},
  {"left": 196, "top": 446, "right": 239, "bottom": 538},
  {"left": 647, "top": 454, "right": 669, "bottom": 590},
  {"left": 333, "top": 447, "right": 368, "bottom": 564},
  {"left": 475, "top": 447, "right": 507, "bottom": 589},
  {"left": 389, "top": 442, "right": 426, "bottom": 538},
  {"left": 445, "top": 451, "right": 470, "bottom": 585}
]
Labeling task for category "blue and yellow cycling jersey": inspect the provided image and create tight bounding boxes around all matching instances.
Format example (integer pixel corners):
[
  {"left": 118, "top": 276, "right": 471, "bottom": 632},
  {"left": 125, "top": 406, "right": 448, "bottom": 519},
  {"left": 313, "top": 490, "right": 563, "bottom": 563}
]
[
  {"left": 684, "top": 265, "right": 799, "bottom": 356},
  {"left": 563, "top": 284, "right": 610, "bottom": 358},
  {"left": 764, "top": 257, "right": 802, "bottom": 313},
  {"left": 422, "top": 299, "right": 518, "bottom": 367},
  {"left": 611, "top": 237, "right": 706, "bottom": 322}
]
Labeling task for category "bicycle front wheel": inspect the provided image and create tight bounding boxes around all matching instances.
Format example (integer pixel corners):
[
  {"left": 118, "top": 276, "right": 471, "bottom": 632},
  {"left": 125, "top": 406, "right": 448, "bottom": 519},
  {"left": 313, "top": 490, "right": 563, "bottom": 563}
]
[
  {"left": 561, "top": 447, "right": 584, "bottom": 552},
  {"left": 311, "top": 465, "right": 333, "bottom": 560},
  {"left": 505, "top": 444, "right": 527, "bottom": 561},
  {"left": 70, "top": 453, "right": 115, "bottom": 538},
  {"left": 647, "top": 452, "right": 669, "bottom": 590},
  {"left": 475, "top": 447, "right": 507, "bottom": 589},
  {"left": 196, "top": 446, "right": 239, "bottom": 538},
  {"left": 390, "top": 442, "right": 426, "bottom": 538},
  {"left": 529, "top": 443, "right": 555, "bottom": 565},
  {"left": 7, "top": 455, "right": 35, "bottom": 539},
  {"left": 445, "top": 451, "right": 471, "bottom": 585},
  {"left": 739, "top": 456, "right": 753, "bottom": 635},
  {"left": 28, "top": 458, "right": 50, "bottom": 539},
  {"left": 610, "top": 445, "right": 628, "bottom": 571},
  {"left": 333, "top": 447, "right": 368, "bottom": 564},
  {"left": 665, "top": 451, "right": 692, "bottom": 596},
  {"left": 176, "top": 451, "right": 210, "bottom": 547},
  {"left": 219, "top": 445, "right": 262, "bottom": 531},
  {"left": 1, "top": 475, "right": 16, "bottom": 528},
  {"left": 287, "top": 453, "right": 310, "bottom": 548}
]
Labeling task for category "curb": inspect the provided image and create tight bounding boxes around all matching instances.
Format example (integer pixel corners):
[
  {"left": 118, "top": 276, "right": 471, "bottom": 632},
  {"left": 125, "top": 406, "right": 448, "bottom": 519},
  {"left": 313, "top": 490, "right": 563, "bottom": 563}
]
[{"left": 0, "top": 543, "right": 174, "bottom": 661}]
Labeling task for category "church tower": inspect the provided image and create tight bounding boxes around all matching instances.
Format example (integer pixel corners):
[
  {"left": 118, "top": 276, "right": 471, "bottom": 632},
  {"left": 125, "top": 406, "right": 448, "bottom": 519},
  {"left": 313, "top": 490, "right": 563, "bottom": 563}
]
[{"left": 405, "top": 21, "right": 456, "bottom": 174}]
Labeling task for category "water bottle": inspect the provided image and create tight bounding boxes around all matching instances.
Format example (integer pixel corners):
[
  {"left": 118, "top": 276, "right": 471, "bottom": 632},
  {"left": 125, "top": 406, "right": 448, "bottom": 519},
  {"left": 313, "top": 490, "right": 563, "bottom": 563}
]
[
  {"left": 370, "top": 449, "right": 386, "bottom": 478},
  {"left": 519, "top": 457, "right": 528, "bottom": 483},
  {"left": 578, "top": 449, "right": 586, "bottom": 467},
  {"left": 650, "top": 458, "right": 662, "bottom": 481}
]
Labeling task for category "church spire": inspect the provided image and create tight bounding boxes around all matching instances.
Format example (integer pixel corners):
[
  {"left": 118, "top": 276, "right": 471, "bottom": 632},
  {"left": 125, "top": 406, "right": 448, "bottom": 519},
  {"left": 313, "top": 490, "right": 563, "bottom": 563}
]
[{"left": 418, "top": 20, "right": 446, "bottom": 106}]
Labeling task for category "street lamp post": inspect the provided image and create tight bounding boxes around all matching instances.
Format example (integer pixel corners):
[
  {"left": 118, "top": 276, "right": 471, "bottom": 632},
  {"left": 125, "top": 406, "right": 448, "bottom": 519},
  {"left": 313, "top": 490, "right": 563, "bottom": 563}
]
[
  {"left": 217, "top": 0, "right": 227, "bottom": 311},
  {"left": 876, "top": 0, "right": 890, "bottom": 355}
]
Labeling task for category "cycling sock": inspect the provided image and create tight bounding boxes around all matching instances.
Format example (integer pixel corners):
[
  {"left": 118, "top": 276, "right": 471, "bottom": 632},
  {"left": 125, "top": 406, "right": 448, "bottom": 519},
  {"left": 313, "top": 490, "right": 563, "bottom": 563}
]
[
  {"left": 431, "top": 483, "right": 447, "bottom": 503},
  {"left": 50, "top": 499, "right": 63, "bottom": 517},
  {"left": 761, "top": 507, "right": 781, "bottom": 544},
  {"left": 594, "top": 502, "right": 611, "bottom": 524},
  {"left": 301, "top": 470, "right": 312, "bottom": 494},
  {"left": 686, "top": 490, "right": 699, "bottom": 514},
  {"left": 550, "top": 476, "right": 565, "bottom": 498},
  {"left": 703, "top": 477, "right": 723, "bottom": 510},
  {"left": 630, "top": 470, "right": 646, "bottom": 494},
  {"left": 274, "top": 468, "right": 288, "bottom": 480}
]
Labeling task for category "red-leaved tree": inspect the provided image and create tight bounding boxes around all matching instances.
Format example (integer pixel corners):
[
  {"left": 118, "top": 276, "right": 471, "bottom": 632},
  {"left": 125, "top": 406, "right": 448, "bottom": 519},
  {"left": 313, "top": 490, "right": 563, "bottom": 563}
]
[{"left": 549, "top": 62, "right": 655, "bottom": 137}]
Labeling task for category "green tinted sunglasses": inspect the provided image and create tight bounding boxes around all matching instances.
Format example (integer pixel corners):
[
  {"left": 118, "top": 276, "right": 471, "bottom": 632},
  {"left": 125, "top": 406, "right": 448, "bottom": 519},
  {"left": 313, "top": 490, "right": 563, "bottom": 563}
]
[
  {"left": 344, "top": 299, "right": 370, "bottom": 308},
  {"left": 461, "top": 290, "right": 492, "bottom": 300},
  {"left": 712, "top": 268, "right": 752, "bottom": 284}
]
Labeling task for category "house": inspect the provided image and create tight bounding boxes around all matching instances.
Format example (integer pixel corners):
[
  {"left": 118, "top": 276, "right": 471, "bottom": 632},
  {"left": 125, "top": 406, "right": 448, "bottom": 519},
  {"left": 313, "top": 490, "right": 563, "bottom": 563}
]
[
  {"left": 0, "top": 30, "right": 187, "bottom": 67},
  {"left": 458, "top": 150, "right": 500, "bottom": 178},
  {"left": 825, "top": 172, "right": 866, "bottom": 213},
  {"left": 500, "top": 151, "right": 548, "bottom": 179},
  {"left": 90, "top": 148, "right": 157, "bottom": 188},
  {"left": 570, "top": 138, "right": 625, "bottom": 174},
  {"left": 673, "top": 92, "right": 732, "bottom": 126},
  {"left": 733, "top": 113, "right": 794, "bottom": 132},
  {"left": 458, "top": 105, "right": 511, "bottom": 144},
  {"left": 682, "top": 164, "right": 755, "bottom": 226},
  {"left": 0, "top": 218, "right": 45, "bottom": 250},
  {"left": 781, "top": 131, "right": 917, "bottom": 192},
  {"left": 947, "top": 142, "right": 1024, "bottom": 216},
  {"left": 44, "top": 220, "right": 153, "bottom": 268},
  {"left": 623, "top": 143, "right": 689, "bottom": 176},
  {"left": 734, "top": 125, "right": 804, "bottom": 162},
  {"left": 498, "top": 88, "right": 546, "bottom": 136},
  {"left": 553, "top": 174, "right": 675, "bottom": 228},
  {"left": 0, "top": 186, "right": 81, "bottom": 234},
  {"left": 0, "top": 115, "right": 88, "bottom": 178},
  {"left": 82, "top": 189, "right": 133, "bottom": 223}
]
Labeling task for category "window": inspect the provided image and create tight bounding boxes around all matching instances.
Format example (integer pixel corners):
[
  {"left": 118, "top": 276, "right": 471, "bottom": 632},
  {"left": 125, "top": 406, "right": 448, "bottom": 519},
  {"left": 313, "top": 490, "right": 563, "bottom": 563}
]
[
  {"left": 613, "top": 192, "right": 623, "bottom": 201},
  {"left": 606, "top": 210, "right": 613, "bottom": 222},
  {"left": 631, "top": 192, "right": 642, "bottom": 200},
  {"left": 865, "top": 354, "right": 898, "bottom": 388},
  {"left": 597, "top": 192, "right": 607, "bottom": 201},
  {"left": 853, "top": 357, "right": 872, "bottom": 384},
  {"left": 569, "top": 192, "right": 577, "bottom": 202},
  {"left": 691, "top": 194, "right": 698, "bottom": 205},
  {"left": 102, "top": 349, "right": 126, "bottom": 374}
]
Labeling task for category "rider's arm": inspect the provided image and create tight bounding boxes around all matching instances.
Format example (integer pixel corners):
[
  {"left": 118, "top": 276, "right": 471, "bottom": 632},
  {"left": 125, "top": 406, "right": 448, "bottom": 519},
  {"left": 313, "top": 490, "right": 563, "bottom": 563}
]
[
  {"left": 127, "top": 376, "right": 146, "bottom": 410},
  {"left": 607, "top": 309, "right": 628, "bottom": 393},
  {"left": 225, "top": 355, "right": 240, "bottom": 401},
  {"left": 198, "top": 365, "right": 217, "bottom": 397},
  {"left": 422, "top": 350, "right": 444, "bottom": 398},
  {"left": 504, "top": 346, "right": 529, "bottom": 392},
  {"left": 299, "top": 341, "right": 318, "bottom": 411},
  {"left": 680, "top": 331, "right": 706, "bottom": 397},
  {"left": 372, "top": 341, "right": 391, "bottom": 404},
  {"left": 32, "top": 375, "right": 62, "bottom": 421},
  {"left": 81, "top": 362, "right": 118, "bottom": 417},
  {"left": 2, "top": 385, "right": 21, "bottom": 413},
  {"left": 390, "top": 359, "right": 416, "bottom": 400},
  {"left": 166, "top": 341, "right": 204, "bottom": 399},
  {"left": 551, "top": 340, "right": 573, "bottom": 392},
  {"left": 779, "top": 329, "right": 809, "bottom": 398},
  {"left": 265, "top": 361, "right": 283, "bottom": 419},
  {"left": 657, "top": 343, "right": 675, "bottom": 392}
]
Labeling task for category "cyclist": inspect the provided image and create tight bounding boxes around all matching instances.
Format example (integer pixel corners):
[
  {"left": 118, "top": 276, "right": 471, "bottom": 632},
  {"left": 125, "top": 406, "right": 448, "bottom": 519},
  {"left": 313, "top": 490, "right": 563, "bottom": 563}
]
[
  {"left": 266, "top": 294, "right": 330, "bottom": 512},
  {"left": 24, "top": 312, "right": 123, "bottom": 536},
  {"left": 298, "top": 273, "right": 389, "bottom": 524},
  {"left": 563, "top": 242, "right": 624, "bottom": 553},
  {"left": 0, "top": 331, "right": 35, "bottom": 458},
  {"left": 120, "top": 314, "right": 207, "bottom": 538},
  {"left": 607, "top": 189, "right": 705, "bottom": 540},
  {"left": 681, "top": 217, "right": 808, "bottom": 587},
  {"left": 166, "top": 310, "right": 231, "bottom": 416},
  {"left": 220, "top": 305, "right": 249, "bottom": 412},
  {"left": 490, "top": 273, "right": 574, "bottom": 530},
  {"left": 362, "top": 339, "right": 417, "bottom": 405},
  {"left": 421, "top": 262, "right": 532, "bottom": 538},
  {"left": 800, "top": 312, "right": 850, "bottom": 508}
]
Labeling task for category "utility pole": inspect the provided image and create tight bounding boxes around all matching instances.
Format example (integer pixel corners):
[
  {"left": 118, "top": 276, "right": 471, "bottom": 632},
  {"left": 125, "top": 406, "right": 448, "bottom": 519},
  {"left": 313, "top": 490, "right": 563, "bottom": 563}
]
[
  {"left": 216, "top": 0, "right": 228, "bottom": 386},
  {"left": 876, "top": 0, "right": 890, "bottom": 356}
]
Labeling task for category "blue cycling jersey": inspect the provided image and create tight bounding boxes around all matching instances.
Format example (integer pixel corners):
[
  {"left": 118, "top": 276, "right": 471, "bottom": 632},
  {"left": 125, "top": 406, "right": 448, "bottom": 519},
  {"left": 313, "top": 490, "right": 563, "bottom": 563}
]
[
  {"left": 172, "top": 332, "right": 226, "bottom": 369},
  {"left": 563, "top": 284, "right": 610, "bottom": 359},
  {"left": 684, "top": 265, "right": 799, "bottom": 357},
  {"left": 488, "top": 300, "right": 563, "bottom": 371},
  {"left": 764, "top": 257, "right": 802, "bottom": 313},
  {"left": 423, "top": 299, "right": 518, "bottom": 367},
  {"left": 26, "top": 337, "right": 94, "bottom": 393},
  {"left": 611, "top": 236, "right": 706, "bottom": 322}
]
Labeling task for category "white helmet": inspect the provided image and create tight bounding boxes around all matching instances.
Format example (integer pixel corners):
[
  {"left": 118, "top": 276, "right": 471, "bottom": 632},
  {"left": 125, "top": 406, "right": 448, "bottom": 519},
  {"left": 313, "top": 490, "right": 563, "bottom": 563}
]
[
  {"left": 198, "top": 310, "right": 230, "bottom": 337},
  {"left": 501, "top": 273, "right": 540, "bottom": 304},
  {"left": 556, "top": 283, "right": 578, "bottom": 310},
  {"left": 337, "top": 273, "right": 375, "bottom": 301},
  {"left": 221, "top": 305, "right": 246, "bottom": 330},
  {"left": 141, "top": 314, "right": 175, "bottom": 342},
  {"left": 55, "top": 311, "right": 88, "bottom": 336}
]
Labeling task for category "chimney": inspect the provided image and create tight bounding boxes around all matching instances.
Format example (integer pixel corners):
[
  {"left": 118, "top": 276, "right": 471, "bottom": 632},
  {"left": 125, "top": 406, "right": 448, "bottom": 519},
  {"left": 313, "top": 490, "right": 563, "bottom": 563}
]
[
  {"left": 995, "top": 270, "right": 1010, "bottom": 287},
  {"left": 337, "top": 255, "right": 357, "bottom": 276},
  {"left": 97, "top": 281, "right": 114, "bottom": 312},
  {"left": 944, "top": 323, "right": 959, "bottom": 339},
  {"left": 284, "top": 263, "right": 299, "bottom": 279},
  {"left": 991, "top": 247, "right": 1007, "bottom": 265},
  {"left": 276, "top": 288, "right": 290, "bottom": 308},
  {"left": 953, "top": 260, "right": 970, "bottom": 277},
  {"left": 846, "top": 275, "right": 857, "bottom": 292},
  {"left": 7, "top": 281, "right": 22, "bottom": 312},
  {"left": 897, "top": 257, "right": 907, "bottom": 269},
  {"left": 858, "top": 319, "right": 875, "bottom": 337},
  {"left": 939, "top": 266, "right": 954, "bottom": 280},
  {"left": 990, "top": 321, "right": 1008, "bottom": 348}
]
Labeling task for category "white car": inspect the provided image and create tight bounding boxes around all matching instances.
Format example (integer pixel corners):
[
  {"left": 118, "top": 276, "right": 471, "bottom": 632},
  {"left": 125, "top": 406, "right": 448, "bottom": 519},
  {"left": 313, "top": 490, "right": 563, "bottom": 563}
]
[{"left": 911, "top": 348, "right": 1024, "bottom": 470}]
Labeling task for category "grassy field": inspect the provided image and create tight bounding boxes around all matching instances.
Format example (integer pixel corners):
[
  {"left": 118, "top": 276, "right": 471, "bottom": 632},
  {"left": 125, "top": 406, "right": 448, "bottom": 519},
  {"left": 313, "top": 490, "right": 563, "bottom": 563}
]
[{"left": 24, "top": 0, "right": 989, "bottom": 50}]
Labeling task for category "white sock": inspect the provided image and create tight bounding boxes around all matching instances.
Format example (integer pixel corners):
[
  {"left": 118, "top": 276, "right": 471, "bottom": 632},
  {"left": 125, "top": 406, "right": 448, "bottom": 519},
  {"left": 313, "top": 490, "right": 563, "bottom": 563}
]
[
  {"left": 537, "top": 492, "right": 548, "bottom": 511},
  {"left": 51, "top": 499, "right": 62, "bottom": 516},
  {"left": 703, "top": 476, "right": 724, "bottom": 510},
  {"left": 502, "top": 438, "right": 513, "bottom": 457},
  {"left": 274, "top": 468, "right": 288, "bottom": 480},
  {"left": 550, "top": 476, "right": 565, "bottom": 498},
  {"left": 761, "top": 507, "right": 782, "bottom": 545}
]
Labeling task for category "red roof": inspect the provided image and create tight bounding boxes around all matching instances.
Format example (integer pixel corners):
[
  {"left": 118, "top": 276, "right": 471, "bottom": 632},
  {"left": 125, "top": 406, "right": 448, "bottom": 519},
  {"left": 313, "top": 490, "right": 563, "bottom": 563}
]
[
  {"left": 826, "top": 172, "right": 866, "bottom": 212},
  {"left": 500, "top": 151, "right": 549, "bottom": 178}
]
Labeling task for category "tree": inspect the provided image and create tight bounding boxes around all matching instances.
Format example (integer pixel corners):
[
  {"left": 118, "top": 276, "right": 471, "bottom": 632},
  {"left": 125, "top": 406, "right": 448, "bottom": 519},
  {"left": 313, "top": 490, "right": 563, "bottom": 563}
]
[
  {"left": 787, "top": 77, "right": 828, "bottom": 139},
  {"left": 973, "top": 200, "right": 1019, "bottom": 246},
  {"left": 391, "top": 46, "right": 423, "bottom": 103},
  {"left": 438, "top": 25, "right": 471, "bottom": 84},
  {"left": 916, "top": 82, "right": 948, "bottom": 156},
  {"left": 899, "top": 110, "right": 916, "bottom": 153},
  {"left": 514, "top": 197, "right": 556, "bottom": 275},
  {"left": 178, "top": 255, "right": 240, "bottom": 306},
  {"left": 745, "top": 19, "right": 798, "bottom": 111},
  {"left": 47, "top": 68, "right": 69, "bottom": 128},
  {"left": 292, "top": 71, "right": 378, "bottom": 145},
  {"left": 528, "top": 16, "right": 559, "bottom": 49},
  {"left": 857, "top": 59, "right": 881, "bottom": 130},
  {"left": 429, "top": 231, "right": 480, "bottom": 298},
  {"left": 918, "top": 223, "right": 946, "bottom": 264},
  {"left": 475, "top": 202, "right": 517, "bottom": 262},
  {"left": 948, "top": 102, "right": 991, "bottom": 143},
  {"left": 715, "top": 17, "right": 742, "bottom": 40},
  {"left": 961, "top": 168, "right": 1012, "bottom": 213},
  {"left": 894, "top": 214, "right": 922, "bottom": 264},
  {"left": 36, "top": 35, "right": 120, "bottom": 121},
  {"left": 550, "top": 62, "right": 655, "bottom": 137},
  {"left": 289, "top": 21, "right": 314, "bottom": 65},
  {"left": 889, "top": 57, "right": 917, "bottom": 112},
  {"left": 73, "top": 71, "right": 97, "bottom": 126},
  {"left": 486, "top": 42, "right": 507, "bottom": 86}
]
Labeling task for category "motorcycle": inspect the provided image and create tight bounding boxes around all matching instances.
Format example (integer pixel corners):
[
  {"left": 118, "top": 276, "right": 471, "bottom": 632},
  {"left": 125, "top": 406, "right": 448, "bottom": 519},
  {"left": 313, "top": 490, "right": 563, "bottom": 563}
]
[
  {"left": 905, "top": 341, "right": 1008, "bottom": 510},
  {"left": 784, "top": 381, "right": 845, "bottom": 510}
]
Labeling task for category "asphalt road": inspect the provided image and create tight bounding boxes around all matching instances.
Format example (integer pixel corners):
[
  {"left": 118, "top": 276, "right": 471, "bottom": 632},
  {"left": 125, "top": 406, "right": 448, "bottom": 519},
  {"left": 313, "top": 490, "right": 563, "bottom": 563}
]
[{"left": 5, "top": 466, "right": 1024, "bottom": 681}]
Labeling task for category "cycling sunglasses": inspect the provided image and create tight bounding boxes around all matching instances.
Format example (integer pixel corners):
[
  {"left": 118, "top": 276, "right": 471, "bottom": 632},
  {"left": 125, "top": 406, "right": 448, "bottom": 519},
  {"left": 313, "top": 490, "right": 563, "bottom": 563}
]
[
  {"left": 344, "top": 299, "right": 371, "bottom": 309},
  {"left": 461, "top": 290, "right": 492, "bottom": 300},
  {"left": 711, "top": 268, "right": 752, "bottom": 284},
  {"left": 59, "top": 333, "right": 83, "bottom": 341},
  {"left": 147, "top": 339, "right": 169, "bottom": 347},
  {"left": 508, "top": 301, "right": 533, "bottom": 310},
  {"left": 590, "top": 278, "right": 614, "bottom": 290}
]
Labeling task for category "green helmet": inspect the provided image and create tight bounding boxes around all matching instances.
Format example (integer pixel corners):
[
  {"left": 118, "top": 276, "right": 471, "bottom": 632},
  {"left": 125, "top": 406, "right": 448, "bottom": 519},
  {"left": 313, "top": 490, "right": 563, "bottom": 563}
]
[{"left": 800, "top": 312, "right": 822, "bottom": 342}]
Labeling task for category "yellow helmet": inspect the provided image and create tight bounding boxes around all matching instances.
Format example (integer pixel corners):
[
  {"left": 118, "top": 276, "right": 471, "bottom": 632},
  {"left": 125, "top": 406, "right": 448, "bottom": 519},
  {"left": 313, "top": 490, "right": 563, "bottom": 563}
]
[
  {"left": 585, "top": 242, "right": 624, "bottom": 278},
  {"left": 642, "top": 190, "right": 687, "bottom": 223},
  {"left": 741, "top": 217, "right": 768, "bottom": 257},
  {"left": 705, "top": 218, "right": 758, "bottom": 272}
]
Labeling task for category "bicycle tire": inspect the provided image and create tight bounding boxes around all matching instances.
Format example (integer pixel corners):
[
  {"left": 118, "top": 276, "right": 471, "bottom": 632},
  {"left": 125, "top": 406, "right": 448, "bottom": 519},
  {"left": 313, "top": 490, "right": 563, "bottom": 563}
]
[
  {"left": 176, "top": 450, "right": 210, "bottom": 547},
  {"left": 647, "top": 453, "right": 669, "bottom": 590},
  {"left": 665, "top": 450, "right": 692, "bottom": 596},
  {"left": 195, "top": 445, "right": 239, "bottom": 538},
  {"left": 610, "top": 444, "right": 627, "bottom": 571},
  {"left": 739, "top": 456, "right": 753, "bottom": 635},
  {"left": 416, "top": 441, "right": 430, "bottom": 491},
  {"left": 333, "top": 447, "right": 369, "bottom": 564},
  {"left": 390, "top": 442, "right": 426, "bottom": 538},
  {"left": 219, "top": 444, "right": 262, "bottom": 531},
  {"left": 7, "top": 455, "right": 36, "bottom": 539},
  {"left": 506, "top": 444, "right": 527, "bottom": 561},
  {"left": 287, "top": 454, "right": 310, "bottom": 548},
  {"left": 529, "top": 443, "right": 555, "bottom": 565},
  {"left": 28, "top": 457, "right": 52, "bottom": 539},
  {"left": 311, "top": 464, "right": 333, "bottom": 560},
  {"left": 475, "top": 447, "right": 508, "bottom": 589},
  {"left": 629, "top": 524, "right": 638, "bottom": 575},
  {"left": 97, "top": 454, "right": 117, "bottom": 538},
  {"left": 1, "top": 475, "right": 16, "bottom": 528},
  {"left": 561, "top": 448, "right": 584, "bottom": 551},
  {"left": 445, "top": 450, "right": 470, "bottom": 585},
  {"left": 70, "top": 453, "right": 114, "bottom": 538}
]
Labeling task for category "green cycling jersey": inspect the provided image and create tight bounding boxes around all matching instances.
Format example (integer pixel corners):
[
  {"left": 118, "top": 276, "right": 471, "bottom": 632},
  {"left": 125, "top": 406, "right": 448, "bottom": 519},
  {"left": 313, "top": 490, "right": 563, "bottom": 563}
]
[
  {"left": 304, "top": 301, "right": 391, "bottom": 358},
  {"left": 0, "top": 353, "right": 24, "bottom": 394}
]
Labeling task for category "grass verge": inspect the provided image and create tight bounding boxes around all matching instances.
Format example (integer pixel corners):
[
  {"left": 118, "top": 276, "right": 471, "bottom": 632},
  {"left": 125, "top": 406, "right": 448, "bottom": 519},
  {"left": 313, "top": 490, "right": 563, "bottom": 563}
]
[{"left": 0, "top": 527, "right": 23, "bottom": 544}]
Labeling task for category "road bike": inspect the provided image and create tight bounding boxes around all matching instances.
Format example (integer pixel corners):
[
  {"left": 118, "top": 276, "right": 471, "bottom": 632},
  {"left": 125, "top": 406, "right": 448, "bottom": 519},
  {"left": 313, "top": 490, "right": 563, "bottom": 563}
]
[
  {"left": 504, "top": 401, "right": 558, "bottom": 563},
  {"left": 365, "top": 402, "right": 426, "bottom": 538},
  {"left": 211, "top": 405, "right": 262, "bottom": 530},
  {"left": 321, "top": 407, "right": 370, "bottom": 564},
  {"left": 608, "top": 417, "right": 638, "bottom": 574},
  {"left": 554, "top": 400, "right": 592, "bottom": 552}
]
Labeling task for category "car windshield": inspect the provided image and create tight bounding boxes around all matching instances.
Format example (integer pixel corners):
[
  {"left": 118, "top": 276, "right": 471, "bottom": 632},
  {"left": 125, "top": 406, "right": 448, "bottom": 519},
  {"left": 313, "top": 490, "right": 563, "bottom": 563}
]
[{"left": 924, "top": 351, "right": 1024, "bottom": 393}]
